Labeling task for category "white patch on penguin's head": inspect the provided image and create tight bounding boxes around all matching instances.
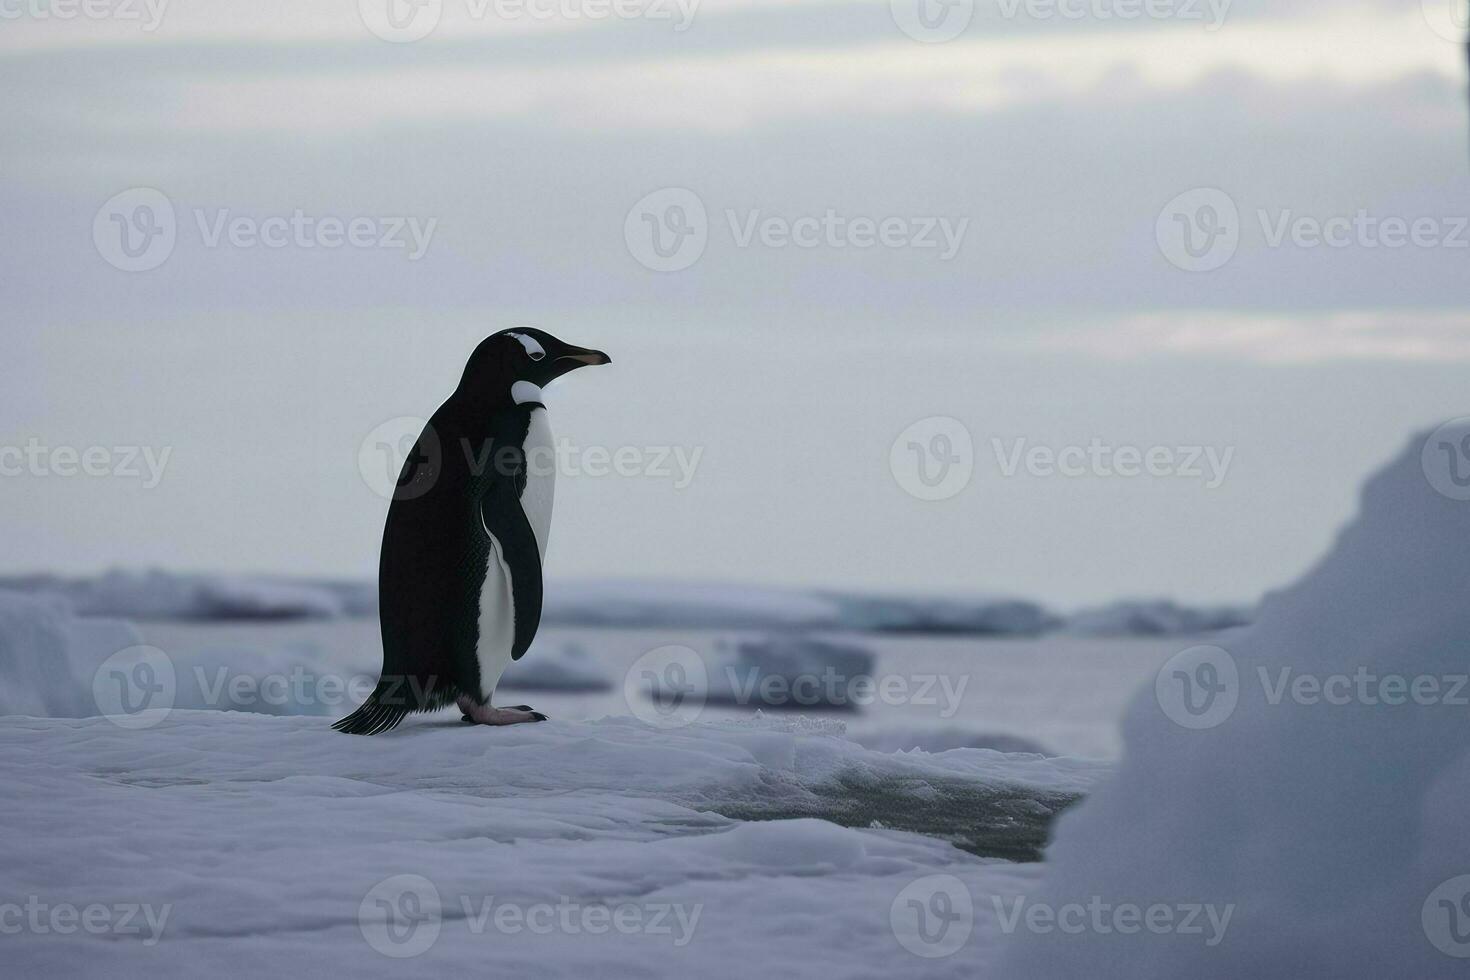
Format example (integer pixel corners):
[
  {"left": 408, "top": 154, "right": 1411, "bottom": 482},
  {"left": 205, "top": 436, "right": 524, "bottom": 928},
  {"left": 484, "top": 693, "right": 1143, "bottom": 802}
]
[{"left": 505, "top": 331, "right": 546, "bottom": 362}]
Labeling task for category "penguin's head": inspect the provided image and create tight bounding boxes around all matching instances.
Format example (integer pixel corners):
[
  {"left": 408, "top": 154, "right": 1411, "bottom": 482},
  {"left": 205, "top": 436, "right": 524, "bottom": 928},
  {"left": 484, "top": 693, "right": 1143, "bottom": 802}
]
[{"left": 460, "top": 327, "right": 611, "bottom": 400}]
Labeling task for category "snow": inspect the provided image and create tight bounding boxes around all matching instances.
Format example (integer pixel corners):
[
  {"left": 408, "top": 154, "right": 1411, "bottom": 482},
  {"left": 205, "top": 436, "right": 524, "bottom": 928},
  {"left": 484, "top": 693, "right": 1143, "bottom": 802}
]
[
  {"left": 1001, "top": 429, "right": 1470, "bottom": 977},
  {"left": 0, "top": 711, "right": 1107, "bottom": 978}
]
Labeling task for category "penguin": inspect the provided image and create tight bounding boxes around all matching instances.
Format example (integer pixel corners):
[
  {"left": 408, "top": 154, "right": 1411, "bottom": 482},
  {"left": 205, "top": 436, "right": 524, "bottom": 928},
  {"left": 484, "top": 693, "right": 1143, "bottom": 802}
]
[{"left": 333, "top": 328, "right": 610, "bottom": 735}]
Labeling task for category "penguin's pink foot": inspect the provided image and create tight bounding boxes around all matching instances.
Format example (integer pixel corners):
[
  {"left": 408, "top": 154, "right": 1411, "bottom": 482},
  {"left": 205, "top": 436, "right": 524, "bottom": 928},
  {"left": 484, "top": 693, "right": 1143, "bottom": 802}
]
[{"left": 457, "top": 696, "right": 546, "bottom": 725}]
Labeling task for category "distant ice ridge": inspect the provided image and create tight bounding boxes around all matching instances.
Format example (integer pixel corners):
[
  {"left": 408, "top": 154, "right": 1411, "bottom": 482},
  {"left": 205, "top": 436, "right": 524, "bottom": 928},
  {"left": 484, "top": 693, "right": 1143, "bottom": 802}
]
[
  {"left": 543, "top": 579, "right": 842, "bottom": 629},
  {"left": 1065, "top": 599, "right": 1251, "bottom": 637},
  {"left": 0, "top": 711, "right": 1110, "bottom": 977},
  {"left": 0, "top": 569, "right": 375, "bottom": 621},
  {"left": 0, "top": 571, "right": 1249, "bottom": 635},
  {"left": 499, "top": 642, "right": 614, "bottom": 692},
  {"left": 1001, "top": 429, "right": 1470, "bottom": 978}
]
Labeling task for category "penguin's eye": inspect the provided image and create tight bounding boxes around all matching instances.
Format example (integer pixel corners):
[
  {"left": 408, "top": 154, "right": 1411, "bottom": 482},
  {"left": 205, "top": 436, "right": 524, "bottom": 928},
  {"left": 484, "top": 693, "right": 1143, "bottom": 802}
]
[{"left": 528, "top": 349, "right": 545, "bottom": 362}]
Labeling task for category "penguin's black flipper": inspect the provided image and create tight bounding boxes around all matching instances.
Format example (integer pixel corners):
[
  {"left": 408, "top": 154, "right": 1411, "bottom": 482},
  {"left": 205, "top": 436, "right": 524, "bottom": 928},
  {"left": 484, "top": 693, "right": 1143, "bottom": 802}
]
[{"left": 480, "top": 480, "right": 543, "bottom": 661}]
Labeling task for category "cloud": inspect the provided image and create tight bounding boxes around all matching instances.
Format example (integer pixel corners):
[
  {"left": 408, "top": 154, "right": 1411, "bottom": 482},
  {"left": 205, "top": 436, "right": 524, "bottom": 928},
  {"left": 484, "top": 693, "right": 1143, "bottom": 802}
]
[{"left": 1022, "top": 310, "right": 1470, "bottom": 362}]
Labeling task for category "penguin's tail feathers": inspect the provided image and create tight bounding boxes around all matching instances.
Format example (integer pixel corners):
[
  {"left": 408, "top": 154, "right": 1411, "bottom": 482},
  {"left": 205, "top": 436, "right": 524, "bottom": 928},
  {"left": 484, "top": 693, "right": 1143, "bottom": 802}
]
[{"left": 331, "top": 680, "right": 415, "bottom": 736}]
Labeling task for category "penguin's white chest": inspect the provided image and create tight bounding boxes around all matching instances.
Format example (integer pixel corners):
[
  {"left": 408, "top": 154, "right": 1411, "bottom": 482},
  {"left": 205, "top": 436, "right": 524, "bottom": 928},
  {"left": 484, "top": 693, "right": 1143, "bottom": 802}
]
[
  {"left": 475, "top": 407, "right": 554, "bottom": 701},
  {"left": 519, "top": 407, "right": 555, "bottom": 559}
]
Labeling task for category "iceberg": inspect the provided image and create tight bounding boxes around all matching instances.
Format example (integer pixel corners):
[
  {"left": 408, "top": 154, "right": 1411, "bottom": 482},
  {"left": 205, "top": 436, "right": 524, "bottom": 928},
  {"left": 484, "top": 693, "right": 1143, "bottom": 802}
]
[
  {"left": 1001, "top": 428, "right": 1470, "bottom": 977},
  {"left": 0, "top": 590, "right": 138, "bottom": 718}
]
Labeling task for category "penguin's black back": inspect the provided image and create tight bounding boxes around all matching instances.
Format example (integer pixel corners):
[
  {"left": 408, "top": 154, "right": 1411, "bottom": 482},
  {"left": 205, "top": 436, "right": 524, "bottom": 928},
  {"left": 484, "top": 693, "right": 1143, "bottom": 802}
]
[{"left": 333, "top": 395, "right": 535, "bottom": 735}]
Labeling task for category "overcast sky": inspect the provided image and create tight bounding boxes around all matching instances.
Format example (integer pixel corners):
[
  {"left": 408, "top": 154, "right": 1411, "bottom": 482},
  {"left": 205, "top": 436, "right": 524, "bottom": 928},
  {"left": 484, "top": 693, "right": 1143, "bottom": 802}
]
[{"left": 3, "top": 0, "right": 1468, "bottom": 606}]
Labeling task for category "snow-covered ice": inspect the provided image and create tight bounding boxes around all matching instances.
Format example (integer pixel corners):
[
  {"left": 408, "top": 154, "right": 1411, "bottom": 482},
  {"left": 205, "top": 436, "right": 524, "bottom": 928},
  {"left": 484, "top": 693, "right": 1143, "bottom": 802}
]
[{"left": 0, "top": 711, "right": 1104, "bottom": 978}]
